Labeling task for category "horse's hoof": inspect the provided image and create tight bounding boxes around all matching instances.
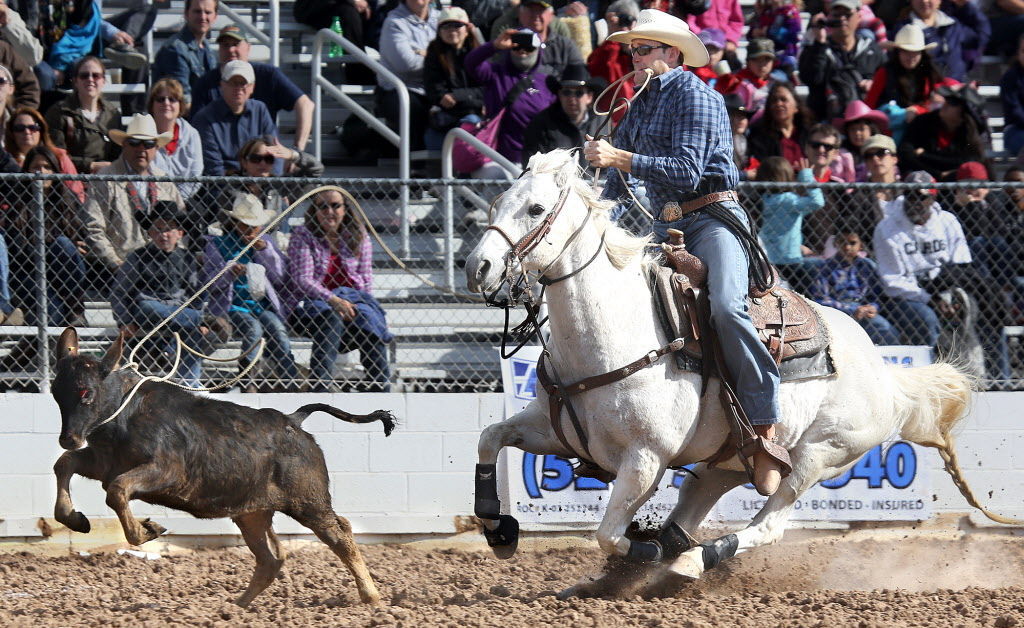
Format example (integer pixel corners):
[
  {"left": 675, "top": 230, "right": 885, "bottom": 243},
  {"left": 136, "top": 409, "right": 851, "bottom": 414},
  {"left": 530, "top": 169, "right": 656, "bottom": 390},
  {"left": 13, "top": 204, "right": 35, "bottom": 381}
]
[
  {"left": 555, "top": 585, "right": 583, "bottom": 600},
  {"left": 667, "top": 548, "right": 704, "bottom": 581},
  {"left": 65, "top": 511, "right": 91, "bottom": 534},
  {"left": 483, "top": 515, "right": 519, "bottom": 559}
]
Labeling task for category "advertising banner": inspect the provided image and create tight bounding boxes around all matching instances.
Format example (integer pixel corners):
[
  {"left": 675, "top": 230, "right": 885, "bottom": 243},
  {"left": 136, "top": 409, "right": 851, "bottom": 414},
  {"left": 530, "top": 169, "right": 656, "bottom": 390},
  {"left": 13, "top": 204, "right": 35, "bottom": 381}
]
[{"left": 499, "top": 345, "right": 933, "bottom": 523}]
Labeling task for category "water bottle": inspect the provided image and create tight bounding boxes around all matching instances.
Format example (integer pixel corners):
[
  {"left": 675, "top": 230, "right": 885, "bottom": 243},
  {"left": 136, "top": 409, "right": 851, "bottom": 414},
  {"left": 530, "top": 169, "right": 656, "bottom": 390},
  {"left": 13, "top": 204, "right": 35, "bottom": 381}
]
[{"left": 329, "top": 16, "right": 344, "bottom": 58}]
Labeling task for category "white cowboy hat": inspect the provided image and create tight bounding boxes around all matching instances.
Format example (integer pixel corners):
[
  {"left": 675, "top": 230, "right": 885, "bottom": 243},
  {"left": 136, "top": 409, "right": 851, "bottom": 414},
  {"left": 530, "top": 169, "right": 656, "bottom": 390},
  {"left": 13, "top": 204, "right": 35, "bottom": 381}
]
[
  {"left": 885, "top": 24, "right": 937, "bottom": 53},
  {"left": 109, "top": 113, "right": 173, "bottom": 147},
  {"left": 225, "top": 191, "right": 276, "bottom": 227},
  {"left": 607, "top": 9, "right": 709, "bottom": 68}
]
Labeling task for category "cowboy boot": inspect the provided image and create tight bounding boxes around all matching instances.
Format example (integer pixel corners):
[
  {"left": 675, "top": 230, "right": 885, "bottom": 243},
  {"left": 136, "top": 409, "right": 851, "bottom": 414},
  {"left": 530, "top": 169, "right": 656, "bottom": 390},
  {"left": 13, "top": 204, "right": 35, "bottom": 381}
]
[{"left": 751, "top": 423, "right": 786, "bottom": 497}]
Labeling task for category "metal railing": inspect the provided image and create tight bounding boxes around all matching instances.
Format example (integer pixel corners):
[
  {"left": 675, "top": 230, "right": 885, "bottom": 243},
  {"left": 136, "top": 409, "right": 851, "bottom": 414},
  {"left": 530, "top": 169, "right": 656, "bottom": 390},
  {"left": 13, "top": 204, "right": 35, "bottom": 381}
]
[
  {"left": 441, "top": 128, "right": 522, "bottom": 290},
  {"left": 311, "top": 29, "right": 411, "bottom": 258},
  {"left": 1, "top": 172, "right": 1022, "bottom": 393}
]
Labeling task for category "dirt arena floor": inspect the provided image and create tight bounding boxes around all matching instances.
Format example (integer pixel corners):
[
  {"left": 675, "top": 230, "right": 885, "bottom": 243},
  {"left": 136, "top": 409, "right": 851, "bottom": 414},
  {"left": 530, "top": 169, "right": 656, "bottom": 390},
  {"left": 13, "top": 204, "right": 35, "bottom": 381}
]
[{"left": 2, "top": 532, "right": 1023, "bottom": 627}]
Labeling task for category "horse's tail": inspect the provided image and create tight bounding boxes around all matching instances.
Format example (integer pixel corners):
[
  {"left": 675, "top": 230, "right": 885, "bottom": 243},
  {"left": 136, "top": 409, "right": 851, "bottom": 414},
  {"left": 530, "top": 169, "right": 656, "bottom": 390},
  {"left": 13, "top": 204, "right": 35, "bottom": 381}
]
[{"left": 893, "top": 362, "right": 1024, "bottom": 525}]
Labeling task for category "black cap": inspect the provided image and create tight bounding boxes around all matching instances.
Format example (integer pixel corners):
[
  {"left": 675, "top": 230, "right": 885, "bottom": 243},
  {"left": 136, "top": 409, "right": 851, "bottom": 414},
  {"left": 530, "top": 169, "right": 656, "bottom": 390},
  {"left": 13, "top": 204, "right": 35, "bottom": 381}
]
[
  {"left": 723, "top": 92, "right": 751, "bottom": 116},
  {"left": 138, "top": 200, "right": 186, "bottom": 231},
  {"left": 545, "top": 64, "right": 607, "bottom": 94}
]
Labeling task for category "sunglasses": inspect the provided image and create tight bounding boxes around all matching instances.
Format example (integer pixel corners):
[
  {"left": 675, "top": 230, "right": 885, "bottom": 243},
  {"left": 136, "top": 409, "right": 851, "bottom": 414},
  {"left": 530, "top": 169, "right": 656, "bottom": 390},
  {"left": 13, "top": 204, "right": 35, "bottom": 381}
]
[
  {"left": 439, "top": 22, "right": 465, "bottom": 30},
  {"left": 559, "top": 88, "right": 587, "bottom": 98},
  {"left": 126, "top": 138, "right": 157, "bottom": 149},
  {"left": 807, "top": 140, "right": 838, "bottom": 151},
  {"left": 12, "top": 123, "right": 40, "bottom": 133},
  {"left": 77, "top": 71, "right": 104, "bottom": 81},
  {"left": 316, "top": 201, "right": 345, "bottom": 211},
  {"left": 154, "top": 95, "right": 178, "bottom": 104},
  {"left": 246, "top": 153, "right": 275, "bottom": 164},
  {"left": 863, "top": 148, "right": 893, "bottom": 160},
  {"left": 0, "top": 78, "right": 8, "bottom": 86},
  {"left": 630, "top": 43, "right": 671, "bottom": 57}
]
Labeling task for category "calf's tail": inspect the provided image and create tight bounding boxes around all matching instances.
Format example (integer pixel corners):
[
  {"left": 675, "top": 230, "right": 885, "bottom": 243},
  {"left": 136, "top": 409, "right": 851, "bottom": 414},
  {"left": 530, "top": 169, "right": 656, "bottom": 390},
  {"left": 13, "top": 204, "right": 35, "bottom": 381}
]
[
  {"left": 893, "top": 362, "right": 1023, "bottom": 525},
  {"left": 289, "top": 404, "right": 397, "bottom": 436}
]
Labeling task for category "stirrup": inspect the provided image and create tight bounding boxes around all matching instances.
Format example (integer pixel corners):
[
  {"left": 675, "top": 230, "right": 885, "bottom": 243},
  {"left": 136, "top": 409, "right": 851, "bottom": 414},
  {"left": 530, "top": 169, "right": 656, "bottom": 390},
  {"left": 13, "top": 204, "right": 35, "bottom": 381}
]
[{"left": 739, "top": 436, "right": 793, "bottom": 496}]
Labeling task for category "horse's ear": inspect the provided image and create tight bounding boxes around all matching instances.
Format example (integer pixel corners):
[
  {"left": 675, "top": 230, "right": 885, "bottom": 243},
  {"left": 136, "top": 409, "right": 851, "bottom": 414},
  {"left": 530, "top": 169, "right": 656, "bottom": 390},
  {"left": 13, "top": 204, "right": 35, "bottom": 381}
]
[
  {"left": 99, "top": 330, "right": 125, "bottom": 375},
  {"left": 57, "top": 327, "right": 79, "bottom": 358}
]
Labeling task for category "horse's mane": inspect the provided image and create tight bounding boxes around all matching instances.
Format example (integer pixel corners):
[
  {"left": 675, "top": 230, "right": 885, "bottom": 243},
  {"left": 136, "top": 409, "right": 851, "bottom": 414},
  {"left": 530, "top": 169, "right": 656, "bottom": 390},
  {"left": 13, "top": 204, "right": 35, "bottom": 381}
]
[{"left": 525, "top": 150, "right": 652, "bottom": 269}]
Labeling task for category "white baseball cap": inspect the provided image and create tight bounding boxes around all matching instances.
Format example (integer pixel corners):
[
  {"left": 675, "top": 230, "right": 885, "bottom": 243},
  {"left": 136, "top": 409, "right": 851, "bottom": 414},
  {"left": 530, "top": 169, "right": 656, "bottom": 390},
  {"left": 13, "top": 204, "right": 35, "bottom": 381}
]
[{"left": 221, "top": 60, "right": 255, "bottom": 83}]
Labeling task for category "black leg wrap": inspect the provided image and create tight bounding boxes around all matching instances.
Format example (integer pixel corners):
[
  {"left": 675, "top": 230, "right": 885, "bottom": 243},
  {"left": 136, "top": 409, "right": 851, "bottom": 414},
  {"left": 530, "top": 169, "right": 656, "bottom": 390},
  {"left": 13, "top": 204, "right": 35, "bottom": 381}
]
[
  {"left": 474, "top": 464, "right": 501, "bottom": 520},
  {"left": 700, "top": 533, "right": 738, "bottom": 571},
  {"left": 658, "top": 521, "right": 695, "bottom": 561},
  {"left": 482, "top": 514, "right": 519, "bottom": 549},
  {"left": 625, "top": 539, "right": 663, "bottom": 563}
]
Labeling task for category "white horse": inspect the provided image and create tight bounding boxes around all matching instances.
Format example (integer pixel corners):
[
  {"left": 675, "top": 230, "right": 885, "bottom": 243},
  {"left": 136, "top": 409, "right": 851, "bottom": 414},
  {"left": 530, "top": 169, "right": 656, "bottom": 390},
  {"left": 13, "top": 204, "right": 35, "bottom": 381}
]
[{"left": 465, "top": 150, "right": 987, "bottom": 595}]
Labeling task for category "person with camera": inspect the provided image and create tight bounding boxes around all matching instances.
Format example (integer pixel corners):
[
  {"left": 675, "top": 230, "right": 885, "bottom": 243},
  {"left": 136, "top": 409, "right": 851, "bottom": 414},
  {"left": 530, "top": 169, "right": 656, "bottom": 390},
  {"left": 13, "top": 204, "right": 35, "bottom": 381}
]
[
  {"left": 798, "top": 0, "right": 885, "bottom": 121},
  {"left": 584, "top": 10, "right": 787, "bottom": 497},
  {"left": 464, "top": 27, "right": 556, "bottom": 168},
  {"left": 488, "top": 0, "right": 584, "bottom": 78}
]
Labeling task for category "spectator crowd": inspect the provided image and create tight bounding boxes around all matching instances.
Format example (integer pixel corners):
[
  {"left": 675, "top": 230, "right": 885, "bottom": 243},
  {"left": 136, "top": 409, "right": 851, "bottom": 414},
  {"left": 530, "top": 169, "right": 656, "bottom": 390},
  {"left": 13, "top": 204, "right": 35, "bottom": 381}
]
[{"left": 0, "top": 0, "right": 1021, "bottom": 388}]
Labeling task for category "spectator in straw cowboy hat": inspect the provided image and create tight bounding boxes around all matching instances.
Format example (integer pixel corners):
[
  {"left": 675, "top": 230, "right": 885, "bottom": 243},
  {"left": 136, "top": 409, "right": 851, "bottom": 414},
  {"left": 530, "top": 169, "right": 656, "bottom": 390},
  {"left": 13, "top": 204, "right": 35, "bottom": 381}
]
[
  {"left": 521, "top": 65, "right": 606, "bottom": 168},
  {"left": 202, "top": 191, "right": 299, "bottom": 392},
  {"left": 82, "top": 113, "right": 185, "bottom": 285},
  {"left": 584, "top": 9, "right": 789, "bottom": 496}
]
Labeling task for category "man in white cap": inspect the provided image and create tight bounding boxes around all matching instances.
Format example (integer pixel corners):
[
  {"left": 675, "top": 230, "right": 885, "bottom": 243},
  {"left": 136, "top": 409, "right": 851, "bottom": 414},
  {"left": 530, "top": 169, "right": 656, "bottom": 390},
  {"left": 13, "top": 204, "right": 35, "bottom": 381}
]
[
  {"left": 191, "top": 60, "right": 279, "bottom": 175},
  {"left": 583, "top": 9, "right": 787, "bottom": 497},
  {"left": 82, "top": 113, "right": 185, "bottom": 279},
  {"left": 798, "top": 0, "right": 884, "bottom": 120}
]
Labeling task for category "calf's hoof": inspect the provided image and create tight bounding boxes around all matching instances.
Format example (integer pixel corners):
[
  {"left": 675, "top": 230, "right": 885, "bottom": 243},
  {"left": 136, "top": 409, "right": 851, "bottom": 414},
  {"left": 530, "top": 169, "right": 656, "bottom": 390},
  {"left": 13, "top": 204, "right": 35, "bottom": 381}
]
[
  {"left": 483, "top": 514, "right": 519, "bottom": 559},
  {"left": 63, "top": 511, "right": 91, "bottom": 534},
  {"left": 139, "top": 518, "right": 167, "bottom": 543}
]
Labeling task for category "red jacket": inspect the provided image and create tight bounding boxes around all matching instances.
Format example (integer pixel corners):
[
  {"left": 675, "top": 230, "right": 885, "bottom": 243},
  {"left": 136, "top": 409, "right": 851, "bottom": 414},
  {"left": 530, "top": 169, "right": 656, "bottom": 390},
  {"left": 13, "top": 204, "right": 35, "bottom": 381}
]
[{"left": 588, "top": 40, "right": 633, "bottom": 123}]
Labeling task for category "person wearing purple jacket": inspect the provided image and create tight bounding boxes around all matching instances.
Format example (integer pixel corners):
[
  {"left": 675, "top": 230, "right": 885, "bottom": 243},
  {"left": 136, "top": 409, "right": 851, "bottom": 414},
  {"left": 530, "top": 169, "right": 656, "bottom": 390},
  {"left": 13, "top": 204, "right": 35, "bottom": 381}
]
[
  {"left": 202, "top": 192, "right": 299, "bottom": 391},
  {"left": 464, "top": 28, "right": 556, "bottom": 166}
]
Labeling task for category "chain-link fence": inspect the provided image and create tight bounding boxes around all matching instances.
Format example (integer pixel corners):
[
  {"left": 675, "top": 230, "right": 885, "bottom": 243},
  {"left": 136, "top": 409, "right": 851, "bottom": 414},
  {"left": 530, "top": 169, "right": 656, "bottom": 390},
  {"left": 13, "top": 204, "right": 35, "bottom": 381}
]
[{"left": 1, "top": 173, "right": 1022, "bottom": 393}]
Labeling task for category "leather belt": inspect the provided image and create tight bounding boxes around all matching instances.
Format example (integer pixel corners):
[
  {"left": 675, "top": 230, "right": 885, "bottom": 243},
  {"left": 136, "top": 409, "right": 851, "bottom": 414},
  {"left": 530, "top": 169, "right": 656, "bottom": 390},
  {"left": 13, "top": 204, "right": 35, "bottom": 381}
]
[{"left": 660, "top": 190, "right": 739, "bottom": 221}]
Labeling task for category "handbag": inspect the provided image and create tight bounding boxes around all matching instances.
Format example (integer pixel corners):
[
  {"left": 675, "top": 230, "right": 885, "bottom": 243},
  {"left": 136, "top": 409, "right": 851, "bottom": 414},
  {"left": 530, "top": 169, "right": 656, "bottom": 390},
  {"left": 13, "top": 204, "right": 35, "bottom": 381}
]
[{"left": 452, "top": 71, "right": 537, "bottom": 174}]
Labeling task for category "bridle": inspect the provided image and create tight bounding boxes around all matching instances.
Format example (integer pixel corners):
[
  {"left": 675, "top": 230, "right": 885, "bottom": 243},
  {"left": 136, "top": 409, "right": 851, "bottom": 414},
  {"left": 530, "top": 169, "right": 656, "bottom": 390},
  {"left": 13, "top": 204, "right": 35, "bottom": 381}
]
[{"left": 480, "top": 172, "right": 609, "bottom": 358}]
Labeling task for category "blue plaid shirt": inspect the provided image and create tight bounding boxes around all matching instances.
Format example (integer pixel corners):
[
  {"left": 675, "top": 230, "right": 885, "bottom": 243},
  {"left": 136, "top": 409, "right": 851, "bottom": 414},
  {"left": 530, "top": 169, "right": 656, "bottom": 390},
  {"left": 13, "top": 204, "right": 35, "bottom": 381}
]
[{"left": 602, "top": 67, "right": 738, "bottom": 214}]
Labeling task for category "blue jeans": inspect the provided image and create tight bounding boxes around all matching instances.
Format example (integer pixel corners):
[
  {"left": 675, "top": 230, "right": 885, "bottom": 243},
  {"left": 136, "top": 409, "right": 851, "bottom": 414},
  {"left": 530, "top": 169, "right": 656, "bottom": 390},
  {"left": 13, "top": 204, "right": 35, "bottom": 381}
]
[
  {"left": 883, "top": 298, "right": 940, "bottom": 346},
  {"left": 0, "top": 230, "right": 11, "bottom": 316},
  {"left": 858, "top": 314, "right": 901, "bottom": 345},
  {"left": 134, "top": 301, "right": 209, "bottom": 387},
  {"left": 289, "top": 304, "right": 391, "bottom": 391},
  {"left": 1005, "top": 125, "right": 1024, "bottom": 158},
  {"left": 654, "top": 201, "right": 781, "bottom": 425},
  {"left": 229, "top": 308, "right": 299, "bottom": 381},
  {"left": 12, "top": 235, "right": 86, "bottom": 326}
]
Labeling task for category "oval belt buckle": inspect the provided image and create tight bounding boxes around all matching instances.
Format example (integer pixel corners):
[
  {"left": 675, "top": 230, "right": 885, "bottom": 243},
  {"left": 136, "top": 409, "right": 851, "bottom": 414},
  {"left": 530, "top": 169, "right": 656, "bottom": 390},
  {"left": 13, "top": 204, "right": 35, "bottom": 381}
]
[{"left": 661, "top": 202, "right": 682, "bottom": 222}]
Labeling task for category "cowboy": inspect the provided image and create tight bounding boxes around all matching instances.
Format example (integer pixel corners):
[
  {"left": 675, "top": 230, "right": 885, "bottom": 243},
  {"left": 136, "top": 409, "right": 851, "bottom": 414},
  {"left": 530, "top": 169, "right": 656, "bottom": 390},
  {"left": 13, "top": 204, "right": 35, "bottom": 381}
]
[
  {"left": 82, "top": 113, "right": 186, "bottom": 283},
  {"left": 583, "top": 9, "right": 786, "bottom": 496},
  {"left": 520, "top": 65, "right": 606, "bottom": 168}
]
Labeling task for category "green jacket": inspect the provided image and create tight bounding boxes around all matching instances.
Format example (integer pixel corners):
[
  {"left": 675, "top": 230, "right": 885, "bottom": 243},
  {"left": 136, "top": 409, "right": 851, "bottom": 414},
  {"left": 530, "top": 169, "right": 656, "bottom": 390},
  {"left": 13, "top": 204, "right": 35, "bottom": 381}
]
[{"left": 45, "top": 93, "right": 125, "bottom": 174}]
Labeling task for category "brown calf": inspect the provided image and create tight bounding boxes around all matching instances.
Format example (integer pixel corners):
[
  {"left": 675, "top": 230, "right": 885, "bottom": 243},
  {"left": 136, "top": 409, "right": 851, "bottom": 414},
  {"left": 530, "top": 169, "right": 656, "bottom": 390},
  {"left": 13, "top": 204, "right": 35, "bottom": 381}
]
[{"left": 50, "top": 328, "right": 397, "bottom": 607}]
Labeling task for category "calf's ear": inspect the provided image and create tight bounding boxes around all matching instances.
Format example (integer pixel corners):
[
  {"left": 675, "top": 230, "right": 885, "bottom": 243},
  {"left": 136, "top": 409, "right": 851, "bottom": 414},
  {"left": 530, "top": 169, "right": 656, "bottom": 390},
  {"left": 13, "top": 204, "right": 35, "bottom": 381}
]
[
  {"left": 100, "top": 330, "right": 125, "bottom": 375},
  {"left": 57, "top": 327, "right": 79, "bottom": 358}
]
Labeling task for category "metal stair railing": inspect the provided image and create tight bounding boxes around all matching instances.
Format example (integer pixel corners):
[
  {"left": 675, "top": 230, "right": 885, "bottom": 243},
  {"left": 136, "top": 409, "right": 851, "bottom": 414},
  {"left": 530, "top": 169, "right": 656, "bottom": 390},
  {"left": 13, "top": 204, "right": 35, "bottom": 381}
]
[
  {"left": 440, "top": 127, "right": 522, "bottom": 289},
  {"left": 312, "top": 28, "right": 411, "bottom": 258}
]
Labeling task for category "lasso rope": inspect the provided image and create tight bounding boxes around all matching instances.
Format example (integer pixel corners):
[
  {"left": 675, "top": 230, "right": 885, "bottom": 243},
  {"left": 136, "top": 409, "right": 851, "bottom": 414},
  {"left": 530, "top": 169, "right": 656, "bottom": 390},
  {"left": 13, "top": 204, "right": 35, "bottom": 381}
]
[{"left": 589, "top": 67, "right": 657, "bottom": 221}]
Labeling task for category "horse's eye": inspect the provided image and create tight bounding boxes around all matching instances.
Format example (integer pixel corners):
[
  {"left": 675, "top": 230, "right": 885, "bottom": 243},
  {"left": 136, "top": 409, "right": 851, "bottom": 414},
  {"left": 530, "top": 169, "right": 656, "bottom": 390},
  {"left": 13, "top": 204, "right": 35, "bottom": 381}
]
[{"left": 528, "top": 203, "right": 545, "bottom": 217}]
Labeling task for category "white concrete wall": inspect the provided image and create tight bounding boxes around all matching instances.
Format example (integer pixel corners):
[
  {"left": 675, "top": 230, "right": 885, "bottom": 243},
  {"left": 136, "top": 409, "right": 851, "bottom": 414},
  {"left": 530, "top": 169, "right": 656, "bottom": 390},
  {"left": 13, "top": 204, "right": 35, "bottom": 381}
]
[{"left": 1, "top": 391, "right": 1021, "bottom": 540}]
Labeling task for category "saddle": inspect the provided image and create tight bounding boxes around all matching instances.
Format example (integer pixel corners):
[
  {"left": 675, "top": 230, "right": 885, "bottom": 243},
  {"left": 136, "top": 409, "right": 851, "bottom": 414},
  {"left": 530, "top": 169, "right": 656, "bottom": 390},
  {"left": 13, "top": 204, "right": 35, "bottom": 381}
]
[
  {"left": 646, "top": 229, "right": 834, "bottom": 486},
  {"left": 651, "top": 239, "right": 829, "bottom": 369}
]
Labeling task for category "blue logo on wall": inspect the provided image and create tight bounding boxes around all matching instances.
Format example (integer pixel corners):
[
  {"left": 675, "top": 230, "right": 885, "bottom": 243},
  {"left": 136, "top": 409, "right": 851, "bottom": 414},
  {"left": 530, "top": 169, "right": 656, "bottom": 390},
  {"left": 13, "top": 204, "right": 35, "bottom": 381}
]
[{"left": 511, "top": 357, "right": 537, "bottom": 400}]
